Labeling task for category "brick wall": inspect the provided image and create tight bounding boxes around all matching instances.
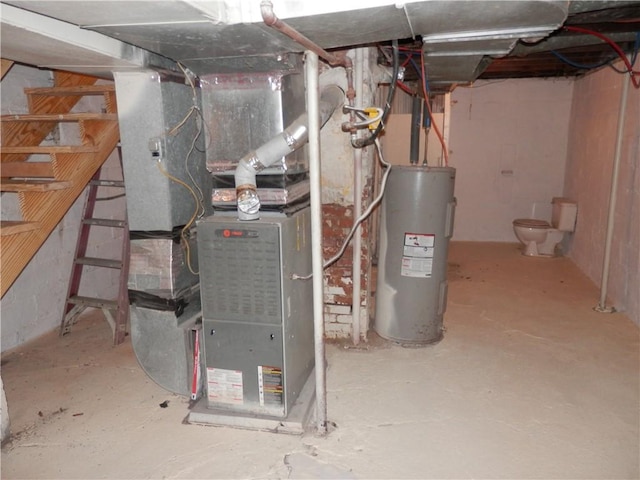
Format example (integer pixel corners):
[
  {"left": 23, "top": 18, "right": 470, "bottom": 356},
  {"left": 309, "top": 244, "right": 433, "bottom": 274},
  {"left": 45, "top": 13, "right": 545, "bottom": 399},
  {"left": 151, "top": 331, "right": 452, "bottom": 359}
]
[{"left": 322, "top": 193, "right": 375, "bottom": 339}]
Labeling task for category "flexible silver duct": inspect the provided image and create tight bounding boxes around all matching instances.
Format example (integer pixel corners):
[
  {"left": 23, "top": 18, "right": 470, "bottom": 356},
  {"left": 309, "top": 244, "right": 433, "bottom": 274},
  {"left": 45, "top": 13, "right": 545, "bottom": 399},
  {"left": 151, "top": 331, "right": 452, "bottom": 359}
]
[{"left": 235, "top": 84, "right": 344, "bottom": 220}]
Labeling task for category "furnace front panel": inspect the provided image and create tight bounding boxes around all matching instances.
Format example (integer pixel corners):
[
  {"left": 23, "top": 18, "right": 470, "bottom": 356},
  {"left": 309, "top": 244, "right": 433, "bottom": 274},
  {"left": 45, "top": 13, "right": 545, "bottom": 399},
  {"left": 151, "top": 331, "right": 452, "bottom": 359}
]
[{"left": 197, "top": 209, "right": 314, "bottom": 418}]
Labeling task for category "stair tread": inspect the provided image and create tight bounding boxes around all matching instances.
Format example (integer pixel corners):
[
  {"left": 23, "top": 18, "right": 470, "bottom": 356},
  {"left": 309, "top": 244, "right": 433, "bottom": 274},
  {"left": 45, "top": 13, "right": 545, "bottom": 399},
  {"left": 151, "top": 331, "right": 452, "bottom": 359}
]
[
  {"left": 1, "top": 162, "right": 54, "bottom": 178},
  {"left": 1, "top": 145, "right": 99, "bottom": 154},
  {"left": 0, "top": 179, "right": 72, "bottom": 192},
  {"left": 68, "top": 295, "right": 119, "bottom": 309},
  {"left": 83, "top": 218, "right": 127, "bottom": 228},
  {"left": 0, "top": 220, "right": 41, "bottom": 236},
  {"left": 1, "top": 113, "right": 117, "bottom": 122},
  {"left": 25, "top": 85, "right": 115, "bottom": 96},
  {"left": 75, "top": 256, "right": 122, "bottom": 269}
]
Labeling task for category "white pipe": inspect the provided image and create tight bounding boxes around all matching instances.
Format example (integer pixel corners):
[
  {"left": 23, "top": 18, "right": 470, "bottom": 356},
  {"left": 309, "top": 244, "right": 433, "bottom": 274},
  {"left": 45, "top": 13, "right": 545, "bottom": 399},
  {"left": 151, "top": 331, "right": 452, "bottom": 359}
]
[
  {"left": 595, "top": 74, "right": 630, "bottom": 313},
  {"left": 352, "top": 48, "right": 364, "bottom": 345},
  {"left": 306, "top": 51, "right": 328, "bottom": 434}
]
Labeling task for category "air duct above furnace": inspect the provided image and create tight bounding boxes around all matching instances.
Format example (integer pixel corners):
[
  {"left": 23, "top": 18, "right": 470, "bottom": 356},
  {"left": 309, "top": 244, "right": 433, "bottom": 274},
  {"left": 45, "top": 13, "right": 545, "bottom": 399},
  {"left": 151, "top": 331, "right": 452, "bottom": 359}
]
[
  {"left": 234, "top": 84, "right": 344, "bottom": 220},
  {"left": 201, "top": 68, "right": 343, "bottom": 221}
]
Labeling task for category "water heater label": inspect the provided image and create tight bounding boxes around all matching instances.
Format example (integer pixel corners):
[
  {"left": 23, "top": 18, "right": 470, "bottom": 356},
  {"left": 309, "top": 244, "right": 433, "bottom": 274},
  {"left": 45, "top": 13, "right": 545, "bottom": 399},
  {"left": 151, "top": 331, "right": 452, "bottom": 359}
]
[
  {"left": 206, "top": 368, "right": 244, "bottom": 405},
  {"left": 258, "top": 365, "right": 284, "bottom": 407},
  {"left": 401, "top": 233, "right": 435, "bottom": 278}
]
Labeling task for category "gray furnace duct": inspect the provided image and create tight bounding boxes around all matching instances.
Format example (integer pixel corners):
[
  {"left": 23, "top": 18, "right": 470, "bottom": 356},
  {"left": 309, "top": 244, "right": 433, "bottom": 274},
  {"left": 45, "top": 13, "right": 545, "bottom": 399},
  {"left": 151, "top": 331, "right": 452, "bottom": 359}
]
[{"left": 374, "top": 166, "right": 456, "bottom": 345}]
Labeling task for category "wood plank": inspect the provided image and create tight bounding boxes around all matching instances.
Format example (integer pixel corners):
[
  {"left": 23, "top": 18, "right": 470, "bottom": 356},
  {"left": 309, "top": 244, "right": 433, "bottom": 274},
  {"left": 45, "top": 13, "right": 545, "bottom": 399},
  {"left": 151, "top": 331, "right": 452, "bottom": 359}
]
[
  {"left": 3, "top": 72, "right": 98, "bottom": 164},
  {"left": 1, "top": 120, "right": 121, "bottom": 297},
  {"left": 24, "top": 84, "right": 115, "bottom": 96},
  {"left": 0, "top": 179, "right": 72, "bottom": 192},
  {"left": 1, "top": 145, "right": 99, "bottom": 154},
  {"left": 1, "top": 59, "right": 14, "bottom": 80},
  {"left": 1, "top": 162, "right": 54, "bottom": 178},
  {"left": 1, "top": 113, "right": 117, "bottom": 122},
  {"left": 0, "top": 221, "right": 40, "bottom": 236}
]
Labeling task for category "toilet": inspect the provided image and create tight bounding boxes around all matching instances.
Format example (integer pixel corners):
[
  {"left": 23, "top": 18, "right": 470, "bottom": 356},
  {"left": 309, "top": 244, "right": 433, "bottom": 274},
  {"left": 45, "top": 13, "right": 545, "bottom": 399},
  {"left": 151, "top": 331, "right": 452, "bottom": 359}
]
[{"left": 512, "top": 197, "right": 577, "bottom": 257}]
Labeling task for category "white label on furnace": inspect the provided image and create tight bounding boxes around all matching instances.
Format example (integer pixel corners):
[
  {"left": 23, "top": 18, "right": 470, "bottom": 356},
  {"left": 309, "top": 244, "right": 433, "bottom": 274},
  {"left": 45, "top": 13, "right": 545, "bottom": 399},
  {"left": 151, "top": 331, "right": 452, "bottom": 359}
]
[
  {"left": 206, "top": 367, "right": 243, "bottom": 405},
  {"left": 401, "top": 233, "right": 435, "bottom": 278}
]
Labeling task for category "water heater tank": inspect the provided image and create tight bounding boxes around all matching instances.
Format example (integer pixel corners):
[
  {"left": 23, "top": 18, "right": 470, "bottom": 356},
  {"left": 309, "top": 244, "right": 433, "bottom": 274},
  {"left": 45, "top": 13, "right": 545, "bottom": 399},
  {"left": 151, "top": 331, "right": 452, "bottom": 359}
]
[{"left": 374, "top": 166, "right": 456, "bottom": 345}]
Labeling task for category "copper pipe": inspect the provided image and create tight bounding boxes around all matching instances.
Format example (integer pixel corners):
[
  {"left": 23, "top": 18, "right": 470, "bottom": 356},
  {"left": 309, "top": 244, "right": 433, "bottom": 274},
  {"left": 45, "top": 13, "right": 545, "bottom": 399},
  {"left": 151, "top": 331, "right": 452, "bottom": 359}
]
[
  {"left": 261, "top": 1, "right": 349, "bottom": 68},
  {"left": 260, "top": 1, "right": 356, "bottom": 130}
]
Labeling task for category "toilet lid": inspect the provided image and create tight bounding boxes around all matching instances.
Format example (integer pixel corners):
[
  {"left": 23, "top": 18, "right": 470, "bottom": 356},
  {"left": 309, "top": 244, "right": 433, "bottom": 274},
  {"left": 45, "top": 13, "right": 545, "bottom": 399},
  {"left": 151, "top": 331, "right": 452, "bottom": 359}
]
[{"left": 513, "top": 218, "right": 550, "bottom": 229}]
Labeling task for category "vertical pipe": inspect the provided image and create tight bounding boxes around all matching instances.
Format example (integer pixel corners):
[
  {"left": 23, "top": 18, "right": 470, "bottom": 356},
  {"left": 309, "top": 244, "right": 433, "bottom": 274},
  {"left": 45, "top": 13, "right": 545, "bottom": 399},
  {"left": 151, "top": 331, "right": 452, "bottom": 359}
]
[
  {"left": 306, "top": 51, "right": 328, "bottom": 433},
  {"left": 442, "top": 92, "right": 452, "bottom": 167},
  {"left": 352, "top": 48, "right": 363, "bottom": 345},
  {"left": 595, "top": 75, "right": 630, "bottom": 313},
  {"left": 410, "top": 96, "right": 422, "bottom": 165}
]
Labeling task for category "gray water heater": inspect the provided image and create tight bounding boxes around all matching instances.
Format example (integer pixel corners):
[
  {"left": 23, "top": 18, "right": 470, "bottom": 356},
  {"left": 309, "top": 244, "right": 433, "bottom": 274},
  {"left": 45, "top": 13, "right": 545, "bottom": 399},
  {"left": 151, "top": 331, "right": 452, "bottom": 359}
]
[
  {"left": 197, "top": 208, "right": 314, "bottom": 418},
  {"left": 375, "top": 166, "right": 456, "bottom": 345}
]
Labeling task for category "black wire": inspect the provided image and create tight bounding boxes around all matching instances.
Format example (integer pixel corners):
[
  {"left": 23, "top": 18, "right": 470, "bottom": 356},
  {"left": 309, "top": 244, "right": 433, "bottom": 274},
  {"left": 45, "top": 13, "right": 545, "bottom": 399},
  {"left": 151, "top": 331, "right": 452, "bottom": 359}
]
[{"left": 352, "top": 39, "right": 399, "bottom": 149}]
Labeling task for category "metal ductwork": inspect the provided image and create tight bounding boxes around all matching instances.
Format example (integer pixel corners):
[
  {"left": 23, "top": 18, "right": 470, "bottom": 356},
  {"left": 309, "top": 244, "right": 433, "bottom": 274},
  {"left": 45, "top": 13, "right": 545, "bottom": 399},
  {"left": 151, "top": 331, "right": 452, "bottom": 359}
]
[
  {"left": 3, "top": 0, "right": 571, "bottom": 88},
  {"left": 234, "top": 84, "right": 344, "bottom": 221}
]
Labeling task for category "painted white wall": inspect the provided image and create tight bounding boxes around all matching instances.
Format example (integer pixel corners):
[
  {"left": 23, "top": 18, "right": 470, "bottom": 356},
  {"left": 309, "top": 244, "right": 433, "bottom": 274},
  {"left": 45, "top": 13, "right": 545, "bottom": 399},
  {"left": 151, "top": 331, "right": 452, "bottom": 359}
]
[
  {"left": 448, "top": 78, "right": 574, "bottom": 241},
  {"left": 564, "top": 63, "right": 639, "bottom": 325},
  {"left": 0, "top": 66, "right": 122, "bottom": 352}
]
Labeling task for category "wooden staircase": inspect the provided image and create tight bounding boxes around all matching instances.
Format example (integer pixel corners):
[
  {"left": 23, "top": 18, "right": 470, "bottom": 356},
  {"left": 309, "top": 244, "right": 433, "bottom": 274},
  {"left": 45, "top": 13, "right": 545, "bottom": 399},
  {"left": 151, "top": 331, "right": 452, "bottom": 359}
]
[{"left": 1, "top": 71, "right": 120, "bottom": 298}]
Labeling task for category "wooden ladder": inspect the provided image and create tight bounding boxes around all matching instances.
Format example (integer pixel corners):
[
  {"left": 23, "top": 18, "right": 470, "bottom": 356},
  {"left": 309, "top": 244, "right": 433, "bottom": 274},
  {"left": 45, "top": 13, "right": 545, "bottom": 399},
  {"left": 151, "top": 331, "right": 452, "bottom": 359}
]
[
  {"left": 60, "top": 161, "right": 130, "bottom": 345},
  {"left": 0, "top": 72, "right": 120, "bottom": 299}
]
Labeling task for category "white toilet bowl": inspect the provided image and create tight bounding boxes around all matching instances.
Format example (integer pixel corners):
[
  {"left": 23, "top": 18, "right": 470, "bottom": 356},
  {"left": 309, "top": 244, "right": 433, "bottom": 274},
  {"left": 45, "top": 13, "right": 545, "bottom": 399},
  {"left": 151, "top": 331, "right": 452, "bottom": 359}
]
[
  {"left": 513, "top": 219, "right": 564, "bottom": 256},
  {"left": 513, "top": 198, "right": 577, "bottom": 257}
]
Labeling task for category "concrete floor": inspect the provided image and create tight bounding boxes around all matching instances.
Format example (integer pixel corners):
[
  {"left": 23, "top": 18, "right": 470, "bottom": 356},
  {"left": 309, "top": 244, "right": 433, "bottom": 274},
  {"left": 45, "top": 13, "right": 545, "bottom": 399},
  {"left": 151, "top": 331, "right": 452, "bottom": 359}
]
[{"left": 1, "top": 242, "right": 638, "bottom": 479}]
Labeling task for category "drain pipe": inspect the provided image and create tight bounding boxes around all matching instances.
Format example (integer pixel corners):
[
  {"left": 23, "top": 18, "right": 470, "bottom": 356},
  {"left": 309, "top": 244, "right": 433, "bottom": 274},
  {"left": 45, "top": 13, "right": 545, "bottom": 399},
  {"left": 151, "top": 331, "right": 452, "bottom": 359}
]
[
  {"left": 595, "top": 74, "right": 630, "bottom": 313},
  {"left": 305, "top": 51, "right": 328, "bottom": 434},
  {"left": 352, "top": 48, "right": 364, "bottom": 345}
]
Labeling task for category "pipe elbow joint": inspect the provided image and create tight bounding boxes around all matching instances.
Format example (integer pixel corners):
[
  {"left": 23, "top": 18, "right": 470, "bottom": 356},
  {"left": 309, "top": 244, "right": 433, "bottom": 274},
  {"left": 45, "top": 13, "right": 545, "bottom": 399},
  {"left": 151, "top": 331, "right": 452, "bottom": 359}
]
[
  {"left": 260, "top": 0, "right": 277, "bottom": 26},
  {"left": 235, "top": 160, "right": 260, "bottom": 221}
]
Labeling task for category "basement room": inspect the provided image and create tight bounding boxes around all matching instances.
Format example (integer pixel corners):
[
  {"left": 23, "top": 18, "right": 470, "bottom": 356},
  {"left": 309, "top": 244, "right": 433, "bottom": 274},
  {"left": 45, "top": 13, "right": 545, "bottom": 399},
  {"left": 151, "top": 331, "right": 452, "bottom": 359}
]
[{"left": 1, "top": 1, "right": 639, "bottom": 478}]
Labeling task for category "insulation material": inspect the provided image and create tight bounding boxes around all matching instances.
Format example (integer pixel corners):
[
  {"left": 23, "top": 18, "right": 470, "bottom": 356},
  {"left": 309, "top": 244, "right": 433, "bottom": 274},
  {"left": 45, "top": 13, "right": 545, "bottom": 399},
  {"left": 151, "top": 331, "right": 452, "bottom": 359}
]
[{"left": 128, "top": 234, "right": 198, "bottom": 299}]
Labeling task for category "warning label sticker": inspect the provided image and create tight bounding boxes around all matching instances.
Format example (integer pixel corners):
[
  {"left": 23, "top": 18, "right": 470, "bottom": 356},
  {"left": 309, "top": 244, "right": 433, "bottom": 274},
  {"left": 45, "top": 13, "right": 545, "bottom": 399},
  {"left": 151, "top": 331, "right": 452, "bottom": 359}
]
[
  {"left": 206, "top": 368, "right": 243, "bottom": 405},
  {"left": 402, "top": 233, "right": 435, "bottom": 278},
  {"left": 258, "top": 365, "right": 283, "bottom": 407}
]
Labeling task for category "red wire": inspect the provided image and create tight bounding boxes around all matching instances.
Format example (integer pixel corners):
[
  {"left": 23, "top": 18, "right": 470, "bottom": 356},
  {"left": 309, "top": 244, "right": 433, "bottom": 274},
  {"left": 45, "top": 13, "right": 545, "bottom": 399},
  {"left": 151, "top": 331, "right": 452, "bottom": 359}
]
[
  {"left": 397, "top": 80, "right": 416, "bottom": 95},
  {"left": 564, "top": 25, "right": 640, "bottom": 89},
  {"left": 420, "top": 51, "right": 450, "bottom": 166}
]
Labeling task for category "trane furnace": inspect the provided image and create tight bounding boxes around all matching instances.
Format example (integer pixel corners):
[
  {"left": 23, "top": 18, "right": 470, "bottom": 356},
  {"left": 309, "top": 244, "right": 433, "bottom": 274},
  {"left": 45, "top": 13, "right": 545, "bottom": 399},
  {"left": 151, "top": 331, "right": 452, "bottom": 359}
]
[{"left": 193, "top": 209, "right": 315, "bottom": 425}]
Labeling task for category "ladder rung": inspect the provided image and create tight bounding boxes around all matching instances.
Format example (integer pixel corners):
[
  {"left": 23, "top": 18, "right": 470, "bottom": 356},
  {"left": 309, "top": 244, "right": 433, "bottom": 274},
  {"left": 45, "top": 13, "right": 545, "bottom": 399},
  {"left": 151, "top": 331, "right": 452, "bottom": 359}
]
[
  {"left": 25, "top": 85, "right": 115, "bottom": 96},
  {"left": 0, "top": 179, "right": 72, "bottom": 192},
  {"left": 90, "top": 179, "right": 125, "bottom": 188},
  {"left": 83, "top": 218, "right": 126, "bottom": 228},
  {"left": 0, "top": 220, "right": 41, "bottom": 236},
  {"left": 1, "top": 113, "right": 117, "bottom": 122},
  {"left": 68, "top": 295, "right": 118, "bottom": 309},
  {"left": 75, "top": 257, "right": 122, "bottom": 269},
  {"left": 0, "top": 145, "right": 98, "bottom": 154}
]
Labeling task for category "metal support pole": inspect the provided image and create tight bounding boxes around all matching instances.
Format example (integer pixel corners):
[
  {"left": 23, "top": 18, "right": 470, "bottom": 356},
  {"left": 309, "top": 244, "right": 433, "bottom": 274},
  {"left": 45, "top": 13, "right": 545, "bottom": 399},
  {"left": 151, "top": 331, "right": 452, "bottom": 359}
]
[
  {"left": 595, "top": 74, "right": 630, "bottom": 313},
  {"left": 306, "top": 51, "right": 328, "bottom": 434}
]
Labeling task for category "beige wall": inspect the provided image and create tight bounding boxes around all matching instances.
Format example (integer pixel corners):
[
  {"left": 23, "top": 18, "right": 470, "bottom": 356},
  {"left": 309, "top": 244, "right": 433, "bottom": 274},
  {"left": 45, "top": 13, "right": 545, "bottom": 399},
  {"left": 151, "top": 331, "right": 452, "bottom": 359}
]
[
  {"left": 564, "top": 63, "right": 640, "bottom": 325},
  {"left": 383, "top": 112, "right": 446, "bottom": 166},
  {"left": 447, "top": 78, "right": 574, "bottom": 241}
]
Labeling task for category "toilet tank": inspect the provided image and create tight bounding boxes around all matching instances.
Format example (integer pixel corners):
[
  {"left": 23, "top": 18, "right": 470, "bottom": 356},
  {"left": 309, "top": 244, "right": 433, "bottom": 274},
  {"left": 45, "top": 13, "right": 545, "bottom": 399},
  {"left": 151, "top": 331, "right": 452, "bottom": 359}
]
[{"left": 551, "top": 197, "right": 577, "bottom": 231}]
